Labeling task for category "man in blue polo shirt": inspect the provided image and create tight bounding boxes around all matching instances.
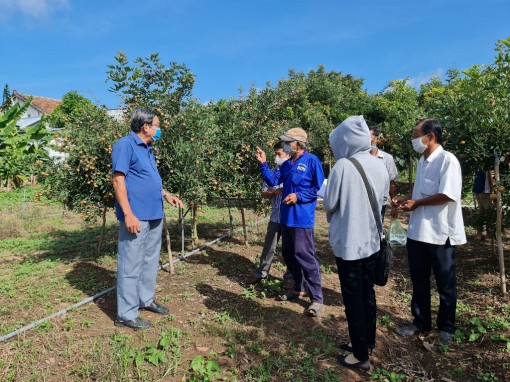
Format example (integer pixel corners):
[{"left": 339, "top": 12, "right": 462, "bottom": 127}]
[
  {"left": 255, "top": 128, "right": 325, "bottom": 317},
  {"left": 111, "top": 107, "right": 183, "bottom": 330}
]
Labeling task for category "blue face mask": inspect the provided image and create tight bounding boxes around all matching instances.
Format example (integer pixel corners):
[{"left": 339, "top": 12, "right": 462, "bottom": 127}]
[
  {"left": 369, "top": 145, "right": 376, "bottom": 151},
  {"left": 152, "top": 128, "right": 161, "bottom": 142}
]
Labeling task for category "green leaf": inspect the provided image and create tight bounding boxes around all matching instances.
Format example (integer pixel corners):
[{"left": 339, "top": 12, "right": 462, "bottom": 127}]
[
  {"left": 206, "top": 359, "right": 221, "bottom": 372},
  {"left": 148, "top": 353, "right": 159, "bottom": 365},
  {"left": 190, "top": 355, "right": 204, "bottom": 371},
  {"left": 470, "top": 317, "right": 481, "bottom": 326},
  {"left": 469, "top": 331, "right": 480, "bottom": 342},
  {"left": 159, "top": 337, "right": 171, "bottom": 348},
  {"left": 491, "top": 334, "right": 509, "bottom": 342},
  {"left": 135, "top": 353, "right": 144, "bottom": 367}
]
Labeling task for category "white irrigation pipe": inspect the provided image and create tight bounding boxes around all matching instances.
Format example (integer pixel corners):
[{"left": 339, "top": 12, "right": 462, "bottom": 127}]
[
  {"left": 0, "top": 287, "right": 116, "bottom": 343},
  {"left": 0, "top": 217, "right": 268, "bottom": 343}
]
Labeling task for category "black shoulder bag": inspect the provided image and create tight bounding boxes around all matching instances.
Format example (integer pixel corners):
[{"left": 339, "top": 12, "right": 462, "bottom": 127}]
[{"left": 347, "top": 157, "right": 393, "bottom": 286}]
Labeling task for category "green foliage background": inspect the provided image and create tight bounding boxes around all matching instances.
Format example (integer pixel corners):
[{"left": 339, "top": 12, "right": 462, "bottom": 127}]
[
  {"left": 42, "top": 92, "right": 126, "bottom": 220},
  {"left": 3, "top": 36, "right": 504, "bottom": 226}
]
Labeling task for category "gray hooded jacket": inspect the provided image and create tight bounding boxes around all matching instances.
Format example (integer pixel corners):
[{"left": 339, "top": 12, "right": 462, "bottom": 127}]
[{"left": 324, "top": 115, "right": 390, "bottom": 260}]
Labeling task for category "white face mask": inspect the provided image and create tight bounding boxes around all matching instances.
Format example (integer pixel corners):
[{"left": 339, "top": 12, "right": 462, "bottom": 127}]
[
  {"left": 275, "top": 156, "right": 288, "bottom": 166},
  {"left": 411, "top": 136, "right": 428, "bottom": 154}
]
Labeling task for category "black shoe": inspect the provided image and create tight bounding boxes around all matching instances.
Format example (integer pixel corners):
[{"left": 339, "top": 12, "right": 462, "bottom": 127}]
[
  {"left": 395, "top": 324, "right": 422, "bottom": 336},
  {"left": 438, "top": 331, "right": 453, "bottom": 345},
  {"left": 247, "top": 276, "right": 263, "bottom": 285},
  {"left": 114, "top": 317, "right": 151, "bottom": 330},
  {"left": 339, "top": 343, "right": 374, "bottom": 354},
  {"left": 142, "top": 301, "right": 170, "bottom": 315},
  {"left": 337, "top": 355, "right": 371, "bottom": 371},
  {"left": 282, "top": 279, "right": 295, "bottom": 290}
]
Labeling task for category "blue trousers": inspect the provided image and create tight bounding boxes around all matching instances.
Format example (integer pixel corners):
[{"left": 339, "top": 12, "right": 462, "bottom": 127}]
[
  {"left": 117, "top": 219, "right": 163, "bottom": 320},
  {"left": 281, "top": 226, "right": 323, "bottom": 303},
  {"left": 407, "top": 238, "right": 457, "bottom": 334},
  {"left": 336, "top": 253, "right": 377, "bottom": 362}
]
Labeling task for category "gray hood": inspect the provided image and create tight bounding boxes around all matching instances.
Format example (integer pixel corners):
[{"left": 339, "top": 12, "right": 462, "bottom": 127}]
[{"left": 329, "top": 115, "right": 371, "bottom": 160}]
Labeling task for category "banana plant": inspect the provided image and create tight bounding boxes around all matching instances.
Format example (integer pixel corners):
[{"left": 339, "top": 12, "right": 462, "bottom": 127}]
[{"left": 0, "top": 98, "right": 52, "bottom": 189}]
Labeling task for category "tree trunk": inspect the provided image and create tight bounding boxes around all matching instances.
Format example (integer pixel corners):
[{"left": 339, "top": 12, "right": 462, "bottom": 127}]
[
  {"left": 238, "top": 197, "right": 248, "bottom": 246},
  {"left": 163, "top": 216, "right": 174, "bottom": 274},
  {"left": 494, "top": 158, "right": 507, "bottom": 295},
  {"left": 97, "top": 205, "right": 107, "bottom": 255}
]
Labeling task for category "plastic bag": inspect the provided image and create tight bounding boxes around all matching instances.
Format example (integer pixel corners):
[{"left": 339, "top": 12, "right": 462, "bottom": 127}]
[{"left": 388, "top": 219, "right": 407, "bottom": 246}]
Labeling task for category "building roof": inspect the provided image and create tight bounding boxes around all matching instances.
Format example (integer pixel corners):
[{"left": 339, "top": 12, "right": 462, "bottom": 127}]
[
  {"left": 16, "top": 116, "right": 41, "bottom": 128},
  {"left": 13, "top": 90, "right": 61, "bottom": 115}
]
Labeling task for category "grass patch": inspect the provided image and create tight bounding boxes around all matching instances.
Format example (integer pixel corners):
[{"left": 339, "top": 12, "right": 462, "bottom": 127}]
[{"left": 2, "top": 186, "right": 510, "bottom": 382}]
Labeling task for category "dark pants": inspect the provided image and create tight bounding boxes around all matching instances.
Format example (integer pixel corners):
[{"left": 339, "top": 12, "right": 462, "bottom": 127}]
[
  {"left": 253, "top": 221, "right": 292, "bottom": 280},
  {"left": 336, "top": 253, "right": 377, "bottom": 362},
  {"left": 281, "top": 226, "right": 323, "bottom": 303},
  {"left": 407, "top": 238, "right": 457, "bottom": 334}
]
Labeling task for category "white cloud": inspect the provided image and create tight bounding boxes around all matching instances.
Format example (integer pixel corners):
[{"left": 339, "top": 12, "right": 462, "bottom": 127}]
[
  {"left": 406, "top": 68, "right": 444, "bottom": 88},
  {"left": 0, "top": 0, "right": 69, "bottom": 21}
]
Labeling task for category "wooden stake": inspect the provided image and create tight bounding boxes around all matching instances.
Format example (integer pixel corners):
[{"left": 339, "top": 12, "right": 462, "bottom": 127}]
[
  {"left": 163, "top": 216, "right": 174, "bottom": 274},
  {"left": 495, "top": 158, "right": 507, "bottom": 295},
  {"left": 191, "top": 204, "right": 199, "bottom": 249},
  {"left": 238, "top": 197, "right": 248, "bottom": 246},
  {"left": 96, "top": 205, "right": 107, "bottom": 256},
  {"left": 180, "top": 207, "right": 185, "bottom": 254}
]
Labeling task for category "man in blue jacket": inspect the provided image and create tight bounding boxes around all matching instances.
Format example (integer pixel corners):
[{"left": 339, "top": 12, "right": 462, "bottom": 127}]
[{"left": 255, "top": 128, "right": 325, "bottom": 317}]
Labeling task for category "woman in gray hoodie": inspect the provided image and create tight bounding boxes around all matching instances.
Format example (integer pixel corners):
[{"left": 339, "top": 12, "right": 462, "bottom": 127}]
[{"left": 324, "top": 115, "right": 389, "bottom": 370}]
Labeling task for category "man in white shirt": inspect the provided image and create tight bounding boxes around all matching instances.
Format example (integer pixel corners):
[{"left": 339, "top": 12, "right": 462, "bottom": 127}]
[
  {"left": 394, "top": 119, "right": 466, "bottom": 345},
  {"left": 369, "top": 125, "right": 399, "bottom": 221}
]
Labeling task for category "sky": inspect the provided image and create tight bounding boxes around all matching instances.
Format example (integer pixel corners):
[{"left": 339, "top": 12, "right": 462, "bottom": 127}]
[{"left": 0, "top": 0, "right": 509, "bottom": 109}]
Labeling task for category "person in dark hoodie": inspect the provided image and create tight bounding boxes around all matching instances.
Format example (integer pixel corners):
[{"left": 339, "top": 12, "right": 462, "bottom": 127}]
[
  {"left": 255, "top": 128, "right": 325, "bottom": 317},
  {"left": 324, "top": 116, "right": 389, "bottom": 370}
]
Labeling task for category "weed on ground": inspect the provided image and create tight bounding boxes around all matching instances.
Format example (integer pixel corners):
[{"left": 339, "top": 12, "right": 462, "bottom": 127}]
[{"left": 1, "top": 191, "right": 509, "bottom": 381}]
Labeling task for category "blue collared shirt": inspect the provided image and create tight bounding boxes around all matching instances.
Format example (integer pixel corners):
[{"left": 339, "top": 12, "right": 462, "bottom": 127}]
[{"left": 111, "top": 131, "right": 164, "bottom": 221}]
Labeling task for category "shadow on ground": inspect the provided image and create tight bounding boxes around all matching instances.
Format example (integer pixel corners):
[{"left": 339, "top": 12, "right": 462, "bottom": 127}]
[
  {"left": 65, "top": 261, "right": 117, "bottom": 321},
  {"left": 185, "top": 244, "right": 344, "bottom": 307}
]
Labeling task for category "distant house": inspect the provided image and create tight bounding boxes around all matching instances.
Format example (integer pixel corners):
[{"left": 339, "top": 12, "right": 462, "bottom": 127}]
[
  {"left": 9, "top": 90, "right": 125, "bottom": 161},
  {"left": 106, "top": 108, "right": 126, "bottom": 122},
  {"left": 12, "top": 90, "right": 62, "bottom": 129},
  {"left": 13, "top": 90, "right": 125, "bottom": 125},
  {"left": 11, "top": 91, "right": 65, "bottom": 160}
]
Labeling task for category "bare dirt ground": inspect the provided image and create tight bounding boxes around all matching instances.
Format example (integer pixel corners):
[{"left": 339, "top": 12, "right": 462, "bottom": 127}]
[{"left": 1, "top": 204, "right": 509, "bottom": 381}]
